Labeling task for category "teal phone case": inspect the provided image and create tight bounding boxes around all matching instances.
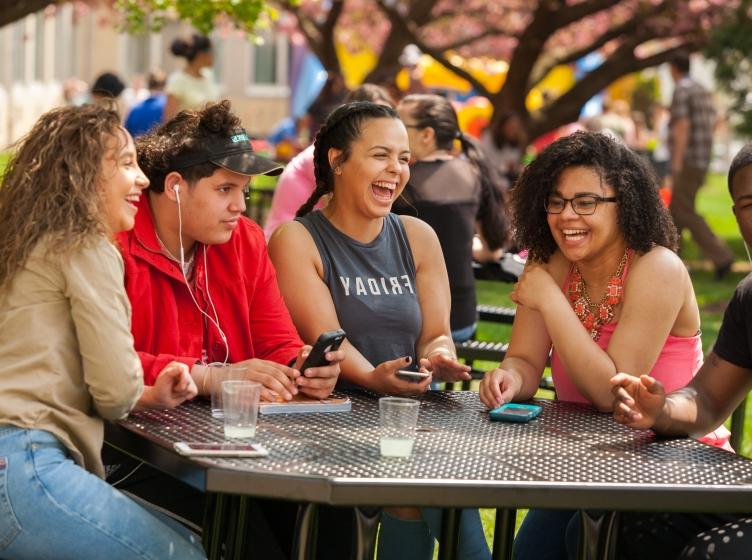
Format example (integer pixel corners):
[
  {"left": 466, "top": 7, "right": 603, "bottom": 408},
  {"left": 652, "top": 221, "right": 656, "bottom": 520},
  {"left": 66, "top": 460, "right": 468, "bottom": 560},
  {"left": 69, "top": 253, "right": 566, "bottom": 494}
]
[{"left": 489, "top": 403, "right": 542, "bottom": 423}]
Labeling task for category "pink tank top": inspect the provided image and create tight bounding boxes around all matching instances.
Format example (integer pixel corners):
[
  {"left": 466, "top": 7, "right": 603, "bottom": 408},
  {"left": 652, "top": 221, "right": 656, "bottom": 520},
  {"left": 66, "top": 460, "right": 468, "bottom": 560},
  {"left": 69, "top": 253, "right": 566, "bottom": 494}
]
[{"left": 550, "top": 261, "right": 731, "bottom": 450}]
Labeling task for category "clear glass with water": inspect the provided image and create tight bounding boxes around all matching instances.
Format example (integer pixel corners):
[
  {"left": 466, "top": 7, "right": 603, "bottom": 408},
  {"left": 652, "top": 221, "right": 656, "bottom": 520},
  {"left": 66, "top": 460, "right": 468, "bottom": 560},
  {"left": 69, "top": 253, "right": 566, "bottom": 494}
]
[
  {"left": 222, "top": 380, "right": 261, "bottom": 439},
  {"left": 209, "top": 364, "right": 247, "bottom": 418},
  {"left": 379, "top": 397, "right": 420, "bottom": 458}
]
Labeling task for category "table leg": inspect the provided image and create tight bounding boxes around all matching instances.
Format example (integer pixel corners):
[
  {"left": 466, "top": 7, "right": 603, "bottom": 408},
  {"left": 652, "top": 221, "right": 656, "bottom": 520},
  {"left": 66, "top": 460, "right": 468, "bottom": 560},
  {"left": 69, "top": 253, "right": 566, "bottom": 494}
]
[
  {"left": 203, "top": 493, "right": 227, "bottom": 560},
  {"left": 438, "top": 508, "right": 461, "bottom": 560},
  {"left": 293, "top": 503, "right": 319, "bottom": 560},
  {"left": 230, "top": 496, "right": 249, "bottom": 560},
  {"left": 354, "top": 507, "right": 380, "bottom": 560},
  {"left": 492, "top": 508, "right": 516, "bottom": 560},
  {"left": 576, "top": 510, "right": 619, "bottom": 560}
]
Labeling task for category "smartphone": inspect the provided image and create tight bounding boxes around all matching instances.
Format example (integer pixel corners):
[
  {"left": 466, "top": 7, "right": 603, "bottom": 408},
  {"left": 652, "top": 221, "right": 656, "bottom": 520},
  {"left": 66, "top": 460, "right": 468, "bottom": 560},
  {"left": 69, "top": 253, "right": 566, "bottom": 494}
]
[
  {"left": 396, "top": 369, "right": 430, "bottom": 382},
  {"left": 173, "top": 442, "right": 269, "bottom": 458},
  {"left": 489, "top": 403, "right": 542, "bottom": 423},
  {"left": 299, "top": 329, "right": 346, "bottom": 371}
]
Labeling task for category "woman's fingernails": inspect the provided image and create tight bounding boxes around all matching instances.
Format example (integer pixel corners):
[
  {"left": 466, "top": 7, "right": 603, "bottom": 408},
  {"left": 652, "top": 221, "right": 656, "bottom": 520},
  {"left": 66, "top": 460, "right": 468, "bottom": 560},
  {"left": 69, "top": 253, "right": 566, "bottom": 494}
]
[{"left": 405, "top": 356, "right": 412, "bottom": 364}]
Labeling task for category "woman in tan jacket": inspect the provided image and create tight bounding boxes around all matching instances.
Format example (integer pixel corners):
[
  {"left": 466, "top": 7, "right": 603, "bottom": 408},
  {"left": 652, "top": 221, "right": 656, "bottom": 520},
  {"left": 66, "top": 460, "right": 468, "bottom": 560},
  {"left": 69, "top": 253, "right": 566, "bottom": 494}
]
[{"left": 0, "top": 104, "right": 205, "bottom": 559}]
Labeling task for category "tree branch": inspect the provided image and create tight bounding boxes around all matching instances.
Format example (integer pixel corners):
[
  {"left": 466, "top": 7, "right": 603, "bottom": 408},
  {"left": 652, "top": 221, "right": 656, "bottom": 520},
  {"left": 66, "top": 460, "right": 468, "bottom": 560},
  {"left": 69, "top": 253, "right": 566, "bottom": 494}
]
[
  {"left": 528, "top": 2, "right": 668, "bottom": 87},
  {"left": 498, "top": 0, "right": 621, "bottom": 117},
  {"left": 278, "top": 0, "right": 343, "bottom": 72},
  {"left": 435, "top": 26, "right": 513, "bottom": 52},
  {"left": 528, "top": 39, "right": 699, "bottom": 138},
  {"left": 409, "top": 32, "right": 491, "bottom": 97}
]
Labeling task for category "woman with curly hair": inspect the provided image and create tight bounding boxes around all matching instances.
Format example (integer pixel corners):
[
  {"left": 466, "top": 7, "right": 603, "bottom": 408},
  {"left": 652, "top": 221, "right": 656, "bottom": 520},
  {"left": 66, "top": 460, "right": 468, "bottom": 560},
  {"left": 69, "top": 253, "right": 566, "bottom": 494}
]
[
  {"left": 478, "top": 131, "right": 729, "bottom": 560},
  {"left": 0, "top": 104, "right": 204, "bottom": 559}
]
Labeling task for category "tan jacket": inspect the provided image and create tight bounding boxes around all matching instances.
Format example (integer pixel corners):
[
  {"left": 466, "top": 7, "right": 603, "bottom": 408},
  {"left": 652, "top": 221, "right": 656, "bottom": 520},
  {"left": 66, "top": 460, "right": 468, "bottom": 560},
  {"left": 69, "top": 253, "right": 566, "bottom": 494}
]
[{"left": 0, "top": 236, "right": 143, "bottom": 477}]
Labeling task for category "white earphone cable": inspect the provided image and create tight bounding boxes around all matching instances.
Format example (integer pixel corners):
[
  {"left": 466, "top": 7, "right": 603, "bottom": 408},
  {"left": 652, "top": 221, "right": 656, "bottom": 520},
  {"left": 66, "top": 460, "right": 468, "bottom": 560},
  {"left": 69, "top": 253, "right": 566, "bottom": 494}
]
[{"left": 175, "top": 185, "right": 230, "bottom": 365}]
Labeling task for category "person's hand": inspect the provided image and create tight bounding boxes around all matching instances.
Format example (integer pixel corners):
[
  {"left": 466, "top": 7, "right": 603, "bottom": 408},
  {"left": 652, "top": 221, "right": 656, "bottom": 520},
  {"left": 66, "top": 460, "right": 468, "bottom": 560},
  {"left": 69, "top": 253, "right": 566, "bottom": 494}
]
[
  {"left": 293, "top": 345, "right": 345, "bottom": 399},
  {"left": 138, "top": 362, "right": 197, "bottom": 410},
  {"left": 611, "top": 373, "right": 666, "bottom": 430},
  {"left": 510, "top": 263, "right": 558, "bottom": 311},
  {"left": 479, "top": 367, "right": 522, "bottom": 409},
  {"left": 233, "top": 358, "right": 301, "bottom": 402},
  {"left": 419, "top": 350, "right": 471, "bottom": 383},
  {"left": 372, "top": 356, "right": 432, "bottom": 397}
]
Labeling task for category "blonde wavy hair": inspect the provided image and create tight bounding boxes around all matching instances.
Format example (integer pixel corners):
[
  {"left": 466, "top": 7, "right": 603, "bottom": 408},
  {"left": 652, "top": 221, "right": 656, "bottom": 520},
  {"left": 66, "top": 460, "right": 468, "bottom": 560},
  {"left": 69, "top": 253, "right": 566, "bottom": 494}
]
[{"left": 0, "top": 103, "right": 122, "bottom": 291}]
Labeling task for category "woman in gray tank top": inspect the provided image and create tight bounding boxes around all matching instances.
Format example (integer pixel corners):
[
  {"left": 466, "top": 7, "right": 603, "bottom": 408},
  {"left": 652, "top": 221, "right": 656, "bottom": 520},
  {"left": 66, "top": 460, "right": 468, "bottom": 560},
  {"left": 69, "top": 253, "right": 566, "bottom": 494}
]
[{"left": 268, "top": 102, "right": 489, "bottom": 560}]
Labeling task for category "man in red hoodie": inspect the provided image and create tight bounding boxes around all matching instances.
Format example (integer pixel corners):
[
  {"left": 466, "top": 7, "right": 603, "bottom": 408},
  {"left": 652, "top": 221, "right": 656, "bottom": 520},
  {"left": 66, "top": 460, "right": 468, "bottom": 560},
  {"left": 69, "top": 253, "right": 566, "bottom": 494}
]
[
  {"left": 118, "top": 99, "right": 342, "bottom": 400},
  {"left": 109, "top": 100, "right": 345, "bottom": 558}
]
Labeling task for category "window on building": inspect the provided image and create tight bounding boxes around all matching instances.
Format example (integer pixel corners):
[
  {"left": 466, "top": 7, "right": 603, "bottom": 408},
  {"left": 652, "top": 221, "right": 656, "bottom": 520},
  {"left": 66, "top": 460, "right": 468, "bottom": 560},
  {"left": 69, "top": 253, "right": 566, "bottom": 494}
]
[
  {"left": 247, "top": 31, "right": 289, "bottom": 96},
  {"left": 253, "top": 36, "right": 277, "bottom": 84}
]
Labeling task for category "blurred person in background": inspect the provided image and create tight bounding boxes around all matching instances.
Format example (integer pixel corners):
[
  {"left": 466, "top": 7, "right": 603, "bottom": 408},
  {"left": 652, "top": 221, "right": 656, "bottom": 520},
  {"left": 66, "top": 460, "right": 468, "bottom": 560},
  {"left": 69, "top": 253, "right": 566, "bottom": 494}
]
[
  {"left": 667, "top": 51, "right": 734, "bottom": 279},
  {"left": 480, "top": 111, "right": 528, "bottom": 191},
  {"left": 89, "top": 72, "right": 126, "bottom": 116},
  {"left": 164, "top": 34, "right": 218, "bottom": 120},
  {"left": 125, "top": 69, "right": 167, "bottom": 138},
  {"left": 304, "top": 73, "right": 348, "bottom": 139},
  {"left": 396, "top": 93, "right": 509, "bottom": 343}
]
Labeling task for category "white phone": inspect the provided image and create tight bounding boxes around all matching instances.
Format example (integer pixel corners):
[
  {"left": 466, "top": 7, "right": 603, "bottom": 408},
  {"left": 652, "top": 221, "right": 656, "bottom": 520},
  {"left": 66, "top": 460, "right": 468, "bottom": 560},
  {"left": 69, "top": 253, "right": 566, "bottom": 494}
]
[
  {"left": 396, "top": 369, "right": 431, "bottom": 382},
  {"left": 173, "top": 442, "right": 269, "bottom": 458}
]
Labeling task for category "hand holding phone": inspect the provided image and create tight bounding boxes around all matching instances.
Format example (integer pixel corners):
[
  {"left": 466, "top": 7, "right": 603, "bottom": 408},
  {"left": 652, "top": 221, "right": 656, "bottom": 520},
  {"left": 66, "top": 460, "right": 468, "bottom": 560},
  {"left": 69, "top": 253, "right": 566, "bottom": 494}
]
[
  {"left": 174, "top": 442, "right": 269, "bottom": 458},
  {"left": 489, "top": 403, "right": 542, "bottom": 423},
  {"left": 396, "top": 369, "right": 431, "bottom": 383},
  {"left": 299, "top": 329, "right": 346, "bottom": 371}
]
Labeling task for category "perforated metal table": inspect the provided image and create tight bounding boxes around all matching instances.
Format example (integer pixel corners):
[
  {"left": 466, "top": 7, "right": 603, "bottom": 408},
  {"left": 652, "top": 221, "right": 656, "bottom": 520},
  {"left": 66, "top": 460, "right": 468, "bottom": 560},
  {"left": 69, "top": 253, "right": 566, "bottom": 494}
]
[{"left": 105, "top": 391, "right": 752, "bottom": 560}]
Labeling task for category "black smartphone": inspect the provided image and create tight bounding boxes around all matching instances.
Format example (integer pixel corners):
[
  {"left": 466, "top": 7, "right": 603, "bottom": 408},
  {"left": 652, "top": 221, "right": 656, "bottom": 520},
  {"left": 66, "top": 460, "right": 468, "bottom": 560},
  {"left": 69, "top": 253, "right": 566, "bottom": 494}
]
[{"left": 299, "top": 329, "right": 346, "bottom": 371}]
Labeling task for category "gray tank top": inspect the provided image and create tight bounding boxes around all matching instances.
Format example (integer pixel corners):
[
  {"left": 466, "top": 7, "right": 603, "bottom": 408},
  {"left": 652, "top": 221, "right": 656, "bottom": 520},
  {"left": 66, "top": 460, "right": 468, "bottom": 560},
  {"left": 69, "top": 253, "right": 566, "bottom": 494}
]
[{"left": 296, "top": 211, "right": 422, "bottom": 376}]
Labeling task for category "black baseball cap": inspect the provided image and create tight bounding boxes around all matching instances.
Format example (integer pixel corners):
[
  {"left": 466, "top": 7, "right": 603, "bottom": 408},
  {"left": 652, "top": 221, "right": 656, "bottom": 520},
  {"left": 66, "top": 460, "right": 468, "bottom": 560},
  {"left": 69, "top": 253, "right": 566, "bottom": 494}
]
[{"left": 171, "top": 128, "right": 283, "bottom": 176}]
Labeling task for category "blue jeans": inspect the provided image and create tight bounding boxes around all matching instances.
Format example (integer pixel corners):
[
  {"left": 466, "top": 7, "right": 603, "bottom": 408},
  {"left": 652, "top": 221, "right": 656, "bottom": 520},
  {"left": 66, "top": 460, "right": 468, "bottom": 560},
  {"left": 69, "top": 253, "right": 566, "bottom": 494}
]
[
  {"left": 378, "top": 507, "right": 490, "bottom": 560},
  {"left": 451, "top": 323, "right": 477, "bottom": 344},
  {"left": 512, "top": 509, "right": 579, "bottom": 560},
  {"left": 0, "top": 426, "right": 206, "bottom": 560}
]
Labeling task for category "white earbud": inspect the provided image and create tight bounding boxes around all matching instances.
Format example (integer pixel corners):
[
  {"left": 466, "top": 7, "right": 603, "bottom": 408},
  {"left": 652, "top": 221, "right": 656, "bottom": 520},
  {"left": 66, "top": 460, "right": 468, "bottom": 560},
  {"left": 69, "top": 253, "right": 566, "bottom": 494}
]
[{"left": 174, "top": 183, "right": 181, "bottom": 201}]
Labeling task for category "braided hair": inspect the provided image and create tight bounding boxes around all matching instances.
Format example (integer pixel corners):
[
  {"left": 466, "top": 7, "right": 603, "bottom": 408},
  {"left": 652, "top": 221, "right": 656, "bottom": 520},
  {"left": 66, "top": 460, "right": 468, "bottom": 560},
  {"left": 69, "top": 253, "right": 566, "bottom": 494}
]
[
  {"left": 296, "top": 101, "right": 401, "bottom": 217},
  {"left": 399, "top": 93, "right": 509, "bottom": 250}
]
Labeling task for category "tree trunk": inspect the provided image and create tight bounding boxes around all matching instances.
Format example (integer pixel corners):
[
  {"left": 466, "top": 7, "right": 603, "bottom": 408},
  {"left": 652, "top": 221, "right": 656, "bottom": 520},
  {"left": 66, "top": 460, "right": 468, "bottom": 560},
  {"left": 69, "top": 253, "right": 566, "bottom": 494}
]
[{"left": 0, "top": 0, "right": 56, "bottom": 27}]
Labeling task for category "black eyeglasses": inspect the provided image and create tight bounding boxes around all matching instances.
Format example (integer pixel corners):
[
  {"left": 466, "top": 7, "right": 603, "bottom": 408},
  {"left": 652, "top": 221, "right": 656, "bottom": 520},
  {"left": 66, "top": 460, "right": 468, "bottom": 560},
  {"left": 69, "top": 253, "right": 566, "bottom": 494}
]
[{"left": 544, "top": 194, "right": 617, "bottom": 215}]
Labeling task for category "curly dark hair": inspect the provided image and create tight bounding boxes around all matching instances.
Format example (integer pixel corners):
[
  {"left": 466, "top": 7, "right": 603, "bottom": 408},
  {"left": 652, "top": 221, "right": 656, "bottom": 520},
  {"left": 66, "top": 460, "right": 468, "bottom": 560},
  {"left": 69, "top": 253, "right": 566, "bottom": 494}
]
[
  {"left": 296, "top": 101, "right": 401, "bottom": 217},
  {"left": 512, "top": 131, "right": 677, "bottom": 262},
  {"left": 135, "top": 100, "right": 240, "bottom": 192}
]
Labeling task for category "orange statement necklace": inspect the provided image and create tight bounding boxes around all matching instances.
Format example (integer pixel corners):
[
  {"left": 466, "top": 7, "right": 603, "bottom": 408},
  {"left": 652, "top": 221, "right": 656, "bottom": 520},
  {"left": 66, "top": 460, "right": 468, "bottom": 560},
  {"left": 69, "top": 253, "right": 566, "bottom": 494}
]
[{"left": 567, "top": 248, "right": 632, "bottom": 341}]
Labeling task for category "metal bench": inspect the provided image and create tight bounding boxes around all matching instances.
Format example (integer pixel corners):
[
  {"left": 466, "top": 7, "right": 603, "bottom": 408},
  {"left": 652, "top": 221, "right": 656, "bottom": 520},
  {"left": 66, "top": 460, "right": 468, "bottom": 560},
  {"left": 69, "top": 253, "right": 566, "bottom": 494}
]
[
  {"left": 450, "top": 339, "right": 554, "bottom": 393},
  {"left": 477, "top": 304, "right": 516, "bottom": 324}
]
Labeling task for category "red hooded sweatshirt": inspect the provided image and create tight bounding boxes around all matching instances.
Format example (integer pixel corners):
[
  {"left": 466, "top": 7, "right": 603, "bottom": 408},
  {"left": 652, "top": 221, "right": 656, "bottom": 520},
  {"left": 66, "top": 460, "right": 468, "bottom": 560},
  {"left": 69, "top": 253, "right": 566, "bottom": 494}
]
[{"left": 116, "top": 196, "right": 302, "bottom": 385}]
